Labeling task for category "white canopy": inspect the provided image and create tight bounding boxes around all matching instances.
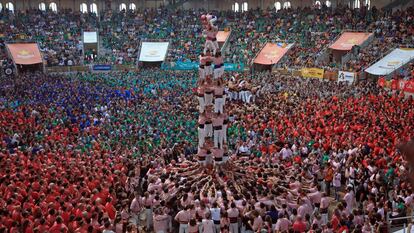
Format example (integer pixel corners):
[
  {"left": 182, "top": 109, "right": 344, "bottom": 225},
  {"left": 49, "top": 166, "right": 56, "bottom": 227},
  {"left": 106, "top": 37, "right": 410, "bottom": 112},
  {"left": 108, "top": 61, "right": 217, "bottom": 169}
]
[{"left": 365, "top": 48, "right": 414, "bottom": 76}]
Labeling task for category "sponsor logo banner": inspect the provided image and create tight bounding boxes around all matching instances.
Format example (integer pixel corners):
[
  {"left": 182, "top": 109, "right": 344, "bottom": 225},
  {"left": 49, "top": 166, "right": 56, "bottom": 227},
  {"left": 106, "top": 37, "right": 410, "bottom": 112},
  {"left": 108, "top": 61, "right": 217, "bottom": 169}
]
[
  {"left": 365, "top": 48, "right": 414, "bottom": 76},
  {"left": 162, "top": 61, "right": 244, "bottom": 71},
  {"left": 329, "top": 32, "right": 372, "bottom": 51},
  {"left": 377, "top": 78, "right": 414, "bottom": 94},
  {"left": 301, "top": 68, "right": 324, "bottom": 79},
  {"left": 253, "top": 43, "right": 293, "bottom": 65},
  {"left": 337, "top": 71, "right": 355, "bottom": 84},
  {"left": 139, "top": 42, "right": 169, "bottom": 62},
  {"left": 83, "top": 31, "right": 98, "bottom": 43},
  {"left": 7, "top": 43, "right": 43, "bottom": 65},
  {"left": 217, "top": 31, "right": 231, "bottom": 43},
  {"left": 92, "top": 65, "right": 112, "bottom": 71}
]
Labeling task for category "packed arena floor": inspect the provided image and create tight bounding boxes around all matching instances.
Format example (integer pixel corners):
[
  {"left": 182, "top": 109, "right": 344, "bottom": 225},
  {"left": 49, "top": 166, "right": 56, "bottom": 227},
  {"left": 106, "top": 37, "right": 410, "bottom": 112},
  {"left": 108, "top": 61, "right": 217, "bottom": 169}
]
[
  {"left": 1, "top": 1, "right": 414, "bottom": 233},
  {"left": 0, "top": 68, "right": 413, "bottom": 232}
]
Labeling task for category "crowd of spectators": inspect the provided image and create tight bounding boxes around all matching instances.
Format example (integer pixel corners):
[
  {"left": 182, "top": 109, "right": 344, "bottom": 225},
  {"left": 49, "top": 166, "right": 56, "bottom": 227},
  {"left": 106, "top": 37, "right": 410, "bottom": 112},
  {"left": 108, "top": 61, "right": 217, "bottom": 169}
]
[
  {"left": 0, "top": 6, "right": 413, "bottom": 70},
  {"left": 0, "top": 68, "right": 413, "bottom": 232}
]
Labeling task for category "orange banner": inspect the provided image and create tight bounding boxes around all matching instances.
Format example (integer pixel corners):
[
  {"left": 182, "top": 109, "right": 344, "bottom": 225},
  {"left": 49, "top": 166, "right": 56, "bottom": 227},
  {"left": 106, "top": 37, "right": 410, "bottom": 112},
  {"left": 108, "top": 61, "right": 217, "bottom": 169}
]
[
  {"left": 217, "top": 31, "right": 231, "bottom": 43},
  {"left": 7, "top": 43, "right": 43, "bottom": 65},
  {"left": 329, "top": 32, "right": 372, "bottom": 51},
  {"left": 253, "top": 43, "right": 292, "bottom": 65}
]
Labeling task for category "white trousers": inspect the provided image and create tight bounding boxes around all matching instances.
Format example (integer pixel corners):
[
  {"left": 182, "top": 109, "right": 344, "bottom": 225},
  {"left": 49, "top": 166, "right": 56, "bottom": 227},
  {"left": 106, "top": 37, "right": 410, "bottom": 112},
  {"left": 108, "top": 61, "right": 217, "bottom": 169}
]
[
  {"left": 223, "top": 124, "right": 227, "bottom": 143},
  {"left": 214, "top": 129, "right": 223, "bottom": 148},
  {"left": 145, "top": 208, "right": 153, "bottom": 230},
  {"left": 205, "top": 93, "right": 213, "bottom": 106},
  {"left": 199, "top": 68, "right": 205, "bottom": 80},
  {"left": 229, "top": 223, "right": 238, "bottom": 233},
  {"left": 179, "top": 223, "right": 188, "bottom": 233},
  {"left": 204, "top": 40, "right": 219, "bottom": 54},
  {"left": 204, "top": 65, "right": 213, "bottom": 77},
  {"left": 213, "top": 67, "right": 224, "bottom": 79},
  {"left": 198, "top": 127, "right": 205, "bottom": 147},
  {"left": 230, "top": 91, "right": 238, "bottom": 100},
  {"left": 214, "top": 97, "right": 224, "bottom": 113},
  {"left": 205, "top": 123, "right": 213, "bottom": 137},
  {"left": 198, "top": 96, "right": 205, "bottom": 113}
]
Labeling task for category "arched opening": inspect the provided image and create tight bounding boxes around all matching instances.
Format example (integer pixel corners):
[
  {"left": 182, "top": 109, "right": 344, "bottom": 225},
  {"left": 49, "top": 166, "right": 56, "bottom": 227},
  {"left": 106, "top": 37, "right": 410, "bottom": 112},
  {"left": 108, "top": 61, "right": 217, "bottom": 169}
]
[
  {"left": 274, "top": 1, "right": 281, "bottom": 11},
  {"left": 325, "top": 0, "right": 331, "bottom": 7},
  {"left": 90, "top": 3, "right": 98, "bottom": 15},
  {"left": 80, "top": 3, "right": 87, "bottom": 13},
  {"left": 315, "top": 0, "right": 321, "bottom": 8},
  {"left": 241, "top": 2, "right": 248, "bottom": 12},
  {"left": 232, "top": 2, "right": 239, "bottom": 12},
  {"left": 354, "top": 0, "right": 360, "bottom": 8},
  {"left": 39, "top": 2, "right": 46, "bottom": 11},
  {"left": 283, "top": 1, "right": 291, "bottom": 9},
  {"left": 129, "top": 3, "right": 136, "bottom": 11},
  {"left": 119, "top": 3, "right": 127, "bottom": 11},
  {"left": 49, "top": 2, "right": 57, "bottom": 12},
  {"left": 5, "top": 2, "right": 14, "bottom": 13},
  {"left": 365, "top": 0, "right": 370, "bottom": 8}
]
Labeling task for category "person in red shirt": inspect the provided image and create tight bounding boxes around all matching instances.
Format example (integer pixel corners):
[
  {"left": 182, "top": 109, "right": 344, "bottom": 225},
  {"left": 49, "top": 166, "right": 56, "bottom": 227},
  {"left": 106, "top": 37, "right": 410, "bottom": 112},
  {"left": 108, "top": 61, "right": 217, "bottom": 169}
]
[
  {"left": 292, "top": 216, "right": 307, "bottom": 233},
  {"left": 49, "top": 216, "right": 69, "bottom": 233}
]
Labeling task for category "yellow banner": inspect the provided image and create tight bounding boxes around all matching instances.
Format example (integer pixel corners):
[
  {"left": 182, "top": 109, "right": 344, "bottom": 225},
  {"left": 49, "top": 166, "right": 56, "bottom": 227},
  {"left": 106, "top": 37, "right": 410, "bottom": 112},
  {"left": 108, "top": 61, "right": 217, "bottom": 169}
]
[{"left": 301, "top": 68, "right": 325, "bottom": 79}]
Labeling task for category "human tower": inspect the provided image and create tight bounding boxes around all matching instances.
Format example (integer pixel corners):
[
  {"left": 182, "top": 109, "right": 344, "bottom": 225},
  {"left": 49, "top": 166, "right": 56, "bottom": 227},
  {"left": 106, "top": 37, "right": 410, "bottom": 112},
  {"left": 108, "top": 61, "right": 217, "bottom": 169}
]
[{"left": 196, "top": 14, "right": 229, "bottom": 167}]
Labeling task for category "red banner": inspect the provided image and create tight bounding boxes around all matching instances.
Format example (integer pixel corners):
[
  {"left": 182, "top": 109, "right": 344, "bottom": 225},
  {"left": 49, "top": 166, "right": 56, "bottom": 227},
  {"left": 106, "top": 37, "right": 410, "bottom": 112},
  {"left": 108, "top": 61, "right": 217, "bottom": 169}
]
[
  {"left": 217, "top": 31, "right": 230, "bottom": 43},
  {"left": 253, "top": 43, "right": 292, "bottom": 65},
  {"left": 7, "top": 43, "right": 43, "bottom": 65},
  {"left": 329, "top": 32, "right": 372, "bottom": 51},
  {"left": 378, "top": 78, "right": 414, "bottom": 94}
]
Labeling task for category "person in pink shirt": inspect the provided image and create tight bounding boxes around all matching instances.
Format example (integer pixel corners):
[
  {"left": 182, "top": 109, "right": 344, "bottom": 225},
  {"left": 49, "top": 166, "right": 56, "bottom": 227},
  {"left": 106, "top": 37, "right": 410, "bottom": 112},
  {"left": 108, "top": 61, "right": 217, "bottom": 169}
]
[
  {"left": 251, "top": 210, "right": 263, "bottom": 232},
  {"left": 204, "top": 24, "right": 219, "bottom": 55},
  {"left": 188, "top": 219, "right": 199, "bottom": 233},
  {"left": 201, "top": 212, "right": 215, "bottom": 233},
  {"left": 153, "top": 208, "right": 170, "bottom": 233},
  {"left": 275, "top": 212, "right": 291, "bottom": 232},
  {"left": 175, "top": 206, "right": 191, "bottom": 233},
  {"left": 130, "top": 192, "right": 142, "bottom": 223},
  {"left": 320, "top": 192, "right": 331, "bottom": 225},
  {"left": 143, "top": 192, "right": 154, "bottom": 231}
]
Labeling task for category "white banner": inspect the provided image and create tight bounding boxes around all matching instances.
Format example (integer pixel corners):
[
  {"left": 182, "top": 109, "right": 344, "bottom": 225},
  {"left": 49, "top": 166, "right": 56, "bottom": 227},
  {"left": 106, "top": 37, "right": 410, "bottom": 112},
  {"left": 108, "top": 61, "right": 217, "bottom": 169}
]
[
  {"left": 365, "top": 48, "right": 414, "bottom": 76},
  {"left": 139, "top": 42, "right": 169, "bottom": 62},
  {"left": 83, "top": 31, "right": 97, "bottom": 43},
  {"left": 338, "top": 71, "right": 355, "bottom": 84}
]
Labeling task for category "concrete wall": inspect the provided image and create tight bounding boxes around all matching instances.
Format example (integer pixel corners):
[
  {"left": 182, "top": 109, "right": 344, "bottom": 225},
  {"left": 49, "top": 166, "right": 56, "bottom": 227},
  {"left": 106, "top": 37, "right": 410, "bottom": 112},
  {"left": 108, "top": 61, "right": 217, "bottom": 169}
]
[{"left": 0, "top": 0, "right": 409, "bottom": 12}]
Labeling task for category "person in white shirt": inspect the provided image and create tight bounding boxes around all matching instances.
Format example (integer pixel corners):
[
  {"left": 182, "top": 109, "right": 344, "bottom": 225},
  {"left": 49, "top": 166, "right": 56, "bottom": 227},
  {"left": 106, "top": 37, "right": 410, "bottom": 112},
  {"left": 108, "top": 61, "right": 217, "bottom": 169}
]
[
  {"left": 333, "top": 169, "right": 342, "bottom": 201},
  {"left": 210, "top": 202, "right": 221, "bottom": 233},
  {"left": 280, "top": 144, "right": 293, "bottom": 160}
]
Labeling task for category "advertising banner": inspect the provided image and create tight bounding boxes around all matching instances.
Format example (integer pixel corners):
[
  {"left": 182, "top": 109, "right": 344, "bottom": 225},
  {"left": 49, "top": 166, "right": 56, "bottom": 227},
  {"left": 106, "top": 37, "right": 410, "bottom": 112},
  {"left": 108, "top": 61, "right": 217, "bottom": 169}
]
[
  {"left": 162, "top": 61, "right": 244, "bottom": 71},
  {"left": 92, "top": 65, "right": 112, "bottom": 71},
  {"left": 365, "top": 48, "right": 414, "bottom": 76},
  {"left": 7, "top": 43, "right": 43, "bottom": 65},
  {"left": 253, "top": 43, "right": 293, "bottom": 65},
  {"left": 329, "top": 32, "right": 372, "bottom": 51},
  {"left": 139, "top": 42, "right": 170, "bottom": 62},
  {"left": 337, "top": 71, "right": 356, "bottom": 84},
  {"left": 301, "top": 68, "right": 324, "bottom": 79},
  {"left": 377, "top": 78, "right": 414, "bottom": 94},
  {"left": 83, "top": 31, "right": 98, "bottom": 43},
  {"left": 217, "top": 31, "right": 231, "bottom": 43}
]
